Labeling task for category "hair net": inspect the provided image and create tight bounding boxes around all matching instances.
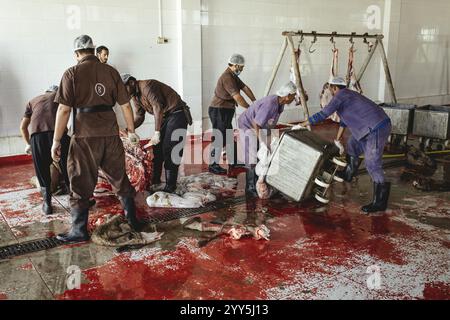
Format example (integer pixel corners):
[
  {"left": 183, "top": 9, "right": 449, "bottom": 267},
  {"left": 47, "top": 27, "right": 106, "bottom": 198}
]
[
  {"left": 228, "top": 53, "right": 245, "bottom": 66},
  {"left": 120, "top": 73, "right": 135, "bottom": 84},
  {"left": 46, "top": 85, "right": 59, "bottom": 92},
  {"left": 276, "top": 81, "right": 297, "bottom": 97},
  {"left": 328, "top": 76, "right": 347, "bottom": 86},
  {"left": 73, "top": 35, "right": 96, "bottom": 52}
]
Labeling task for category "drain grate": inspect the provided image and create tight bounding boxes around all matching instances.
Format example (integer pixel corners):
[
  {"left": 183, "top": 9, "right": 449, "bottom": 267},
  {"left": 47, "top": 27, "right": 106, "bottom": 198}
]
[
  {"left": 0, "top": 237, "right": 64, "bottom": 260},
  {"left": 0, "top": 196, "right": 248, "bottom": 260}
]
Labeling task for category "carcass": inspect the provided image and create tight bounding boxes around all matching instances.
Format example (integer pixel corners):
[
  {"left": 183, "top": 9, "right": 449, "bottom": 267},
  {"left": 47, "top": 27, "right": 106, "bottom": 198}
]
[
  {"left": 146, "top": 173, "right": 237, "bottom": 208},
  {"left": 255, "top": 138, "right": 280, "bottom": 199},
  {"left": 94, "top": 135, "right": 154, "bottom": 196},
  {"left": 319, "top": 48, "right": 340, "bottom": 122},
  {"left": 91, "top": 214, "right": 163, "bottom": 247},
  {"left": 320, "top": 45, "right": 363, "bottom": 122}
]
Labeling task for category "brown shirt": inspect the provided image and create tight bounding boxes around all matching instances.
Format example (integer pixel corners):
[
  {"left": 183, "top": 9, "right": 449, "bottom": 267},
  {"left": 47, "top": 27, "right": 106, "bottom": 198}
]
[
  {"left": 24, "top": 91, "right": 58, "bottom": 136},
  {"left": 133, "top": 80, "right": 187, "bottom": 129},
  {"left": 210, "top": 68, "right": 246, "bottom": 109},
  {"left": 55, "top": 55, "right": 130, "bottom": 137}
]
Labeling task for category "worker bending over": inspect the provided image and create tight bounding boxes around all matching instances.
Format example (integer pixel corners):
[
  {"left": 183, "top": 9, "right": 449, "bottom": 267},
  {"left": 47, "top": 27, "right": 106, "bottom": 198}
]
[
  {"left": 239, "top": 82, "right": 297, "bottom": 197},
  {"left": 122, "top": 74, "right": 193, "bottom": 193},
  {"left": 297, "top": 77, "right": 392, "bottom": 214},
  {"left": 20, "top": 85, "right": 70, "bottom": 214}
]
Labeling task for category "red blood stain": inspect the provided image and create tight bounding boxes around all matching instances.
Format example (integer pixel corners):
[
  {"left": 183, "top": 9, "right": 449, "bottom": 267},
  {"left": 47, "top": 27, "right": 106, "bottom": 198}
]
[
  {"left": 19, "top": 262, "right": 33, "bottom": 271},
  {"left": 0, "top": 293, "right": 7, "bottom": 300},
  {"left": 422, "top": 282, "right": 450, "bottom": 300}
]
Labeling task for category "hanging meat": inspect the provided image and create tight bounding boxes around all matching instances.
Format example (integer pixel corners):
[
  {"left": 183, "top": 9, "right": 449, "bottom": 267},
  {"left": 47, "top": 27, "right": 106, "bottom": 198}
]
[
  {"left": 346, "top": 44, "right": 363, "bottom": 93},
  {"left": 289, "top": 46, "right": 309, "bottom": 107},
  {"left": 319, "top": 48, "right": 340, "bottom": 122}
]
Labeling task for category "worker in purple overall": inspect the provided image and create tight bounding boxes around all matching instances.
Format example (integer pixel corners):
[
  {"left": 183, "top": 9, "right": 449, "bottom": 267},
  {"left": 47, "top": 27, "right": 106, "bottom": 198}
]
[
  {"left": 297, "top": 77, "right": 392, "bottom": 213},
  {"left": 238, "top": 82, "right": 297, "bottom": 197}
]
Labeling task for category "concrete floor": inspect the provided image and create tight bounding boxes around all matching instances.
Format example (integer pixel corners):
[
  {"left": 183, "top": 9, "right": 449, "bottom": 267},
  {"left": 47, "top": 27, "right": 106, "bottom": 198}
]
[{"left": 0, "top": 125, "right": 449, "bottom": 300}]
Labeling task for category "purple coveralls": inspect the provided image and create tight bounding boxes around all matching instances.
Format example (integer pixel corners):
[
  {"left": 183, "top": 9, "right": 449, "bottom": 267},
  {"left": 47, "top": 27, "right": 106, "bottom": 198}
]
[
  {"left": 238, "top": 95, "right": 284, "bottom": 166},
  {"left": 309, "top": 88, "right": 391, "bottom": 183}
]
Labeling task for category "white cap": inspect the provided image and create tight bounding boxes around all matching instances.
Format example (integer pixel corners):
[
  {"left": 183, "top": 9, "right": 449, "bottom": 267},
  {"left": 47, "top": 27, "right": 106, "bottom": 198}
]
[
  {"left": 229, "top": 53, "right": 245, "bottom": 66},
  {"left": 276, "top": 81, "right": 297, "bottom": 97},
  {"left": 73, "top": 35, "right": 96, "bottom": 52},
  {"left": 328, "top": 76, "right": 347, "bottom": 86},
  {"left": 46, "top": 85, "right": 59, "bottom": 92},
  {"left": 120, "top": 73, "right": 134, "bottom": 84}
]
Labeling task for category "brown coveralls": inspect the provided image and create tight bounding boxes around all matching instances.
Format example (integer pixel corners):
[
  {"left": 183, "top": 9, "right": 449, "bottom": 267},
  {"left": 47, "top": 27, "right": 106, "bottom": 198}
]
[
  {"left": 25, "top": 91, "right": 70, "bottom": 190},
  {"left": 55, "top": 55, "right": 135, "bottom": 210},
  {"left": 209, "top": 68, "right": 247, "bottom": 165},
  {"left": 133, "top": 80, "right": 192, "bottom": 184}
]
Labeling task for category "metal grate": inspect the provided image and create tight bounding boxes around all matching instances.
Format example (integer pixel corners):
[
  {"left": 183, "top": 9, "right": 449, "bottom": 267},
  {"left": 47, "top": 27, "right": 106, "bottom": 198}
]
[
  {"left": 0, "top": 196, "right": 248, "bottom": 260},
  {"left": 0, "top": 237, "right": 64, "bottom": 260}
]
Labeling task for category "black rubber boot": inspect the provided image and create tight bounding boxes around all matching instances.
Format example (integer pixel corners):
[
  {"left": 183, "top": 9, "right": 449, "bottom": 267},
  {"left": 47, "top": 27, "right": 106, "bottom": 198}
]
[
  {"left": 120, "top": 197, "right": 145, "bottom": 232},
  {"left": 336, "top": 155, "right": 360, "bottom": 182},
  {"left": 209, "top": 148, "right": 227, "bottom": 175},
  {"left": 88, "top": 198, "right": 96, "bottom": 208},
  {"left": 56, "top": 208, "right": 90, "bottom": 243},
  {"left": 41, "top": 187, "right": 53, "bottom": 215},
  {"left": 152, "top": 163, "right": 163, "bottom": 185},
  {"left": 163, "top": 168, "right": 178, "bottom": 193},
  {"left": 209, "top": 163, "right": 227, "bottom": 175},
  {"left": 245, "top": 166, "right": 258, "bottom": 198},
  {"left": 361, "top": 182, "right": 391, "bottom": 213}
]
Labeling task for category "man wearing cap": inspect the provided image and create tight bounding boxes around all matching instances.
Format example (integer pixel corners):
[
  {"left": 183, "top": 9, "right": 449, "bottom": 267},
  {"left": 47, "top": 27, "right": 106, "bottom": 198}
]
[
  {"left": 51, "top": 35, "right": 143, "bottom": 243},
  {"left": 96, "top": 45, "right": 109, "bottom": 64},
  {"left": 297, "top": 76, "right": 392, "bottom": 213},
  {"left": 121, "top": 74, "right": 193, "bottom": 193},
  {"left": 238, "top": 82, "right": 297, "bottom": 197},
  {"left": 208, "top": 53, "right": 257, "bottom": 175},
  {"left": 20, "top": 85, "right": 70, "bottom": 215}
]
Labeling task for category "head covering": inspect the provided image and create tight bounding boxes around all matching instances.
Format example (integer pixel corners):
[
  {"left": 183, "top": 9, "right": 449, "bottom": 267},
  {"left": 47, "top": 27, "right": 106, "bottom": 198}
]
[
  {"left": 120, "top": 73, "right": 135, "bottom": 84},
  {"left": 73, "top": 35, "right": 95, "bottom": 52},
  {"left": 328, "top": 76, "right": 347, "bottom": 86},
  {"left": 46, "top": 85, "right": 59, "bottom": 92},
  {"left": 276, "top": 81, "right": 297, "bottom": 97},
  {"left": 228, "top": 53, "right": 245, "bottom": 66}
]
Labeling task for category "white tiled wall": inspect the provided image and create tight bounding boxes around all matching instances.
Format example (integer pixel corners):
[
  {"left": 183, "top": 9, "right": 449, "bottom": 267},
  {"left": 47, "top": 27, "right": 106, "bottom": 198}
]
[
  {"left": 0, "top": 0, "right": 180, "bottom": 155},
  {"left": 1, "top": 0, "right": 449, "bottom": 156},
  {"left": 394, "top": 0, "right": 450, "bottom": 104},
  {"left": 200, "top": 0, "right": 386, "bottom": 129}
]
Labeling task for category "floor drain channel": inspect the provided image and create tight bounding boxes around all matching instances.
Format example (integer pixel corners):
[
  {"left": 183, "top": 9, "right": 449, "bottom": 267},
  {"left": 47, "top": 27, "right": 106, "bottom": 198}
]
[
  {"left": 0, "top": 237, "right": 64, "bottom": 260},
  {"left": 0, "top": 196, "right": 248, "bottom": 260}
]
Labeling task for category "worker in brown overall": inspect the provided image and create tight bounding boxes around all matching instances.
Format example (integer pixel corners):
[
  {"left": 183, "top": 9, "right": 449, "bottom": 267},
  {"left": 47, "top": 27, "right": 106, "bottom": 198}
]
[
  {"left": 121, "top": 74, "right": 193, "bottom": 193},
  {"left": 209, "top": 53, "right": 256, "bottom": 174},
  {"left": 20, "top": 85, "right": 70, "bottom": 215},
  {"left": 51, "top": 35, "right": 143, "bottom": 243}
]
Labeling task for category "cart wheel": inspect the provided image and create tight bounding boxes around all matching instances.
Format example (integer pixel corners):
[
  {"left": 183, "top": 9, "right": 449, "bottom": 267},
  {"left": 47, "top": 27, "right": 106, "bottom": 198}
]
[
  {"left": 333, "top": 175, "right": 344, "bottom": 183},
  {"left": 403, "top": 135, "right": 408, "bottom": 144},
  {"left": 425, "top": 138, "right": 432, "bottom": 149},
  {"left": 332, "top": 157, "right": 347, "bottom": 168},
  {"left": 314, "top": 177, "right": 330, "bottom": 188},
  {"left": 314, "top": 193, "right": 330, "bottom": 204}
]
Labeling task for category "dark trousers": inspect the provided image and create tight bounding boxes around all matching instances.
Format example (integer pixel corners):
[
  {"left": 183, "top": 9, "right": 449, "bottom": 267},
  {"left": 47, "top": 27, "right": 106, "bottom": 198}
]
[
  {"left": 30, "top": 131, "right": 70, "bottom": 190},
  {"left": 68, "top": 135, "right": 135, "bottom": 210},
  {"left": 208, "top": 106, "right": 236, "bottom": 164},
  {"left": 152, "top": 111, "right": 188, "bottom": 183}
]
